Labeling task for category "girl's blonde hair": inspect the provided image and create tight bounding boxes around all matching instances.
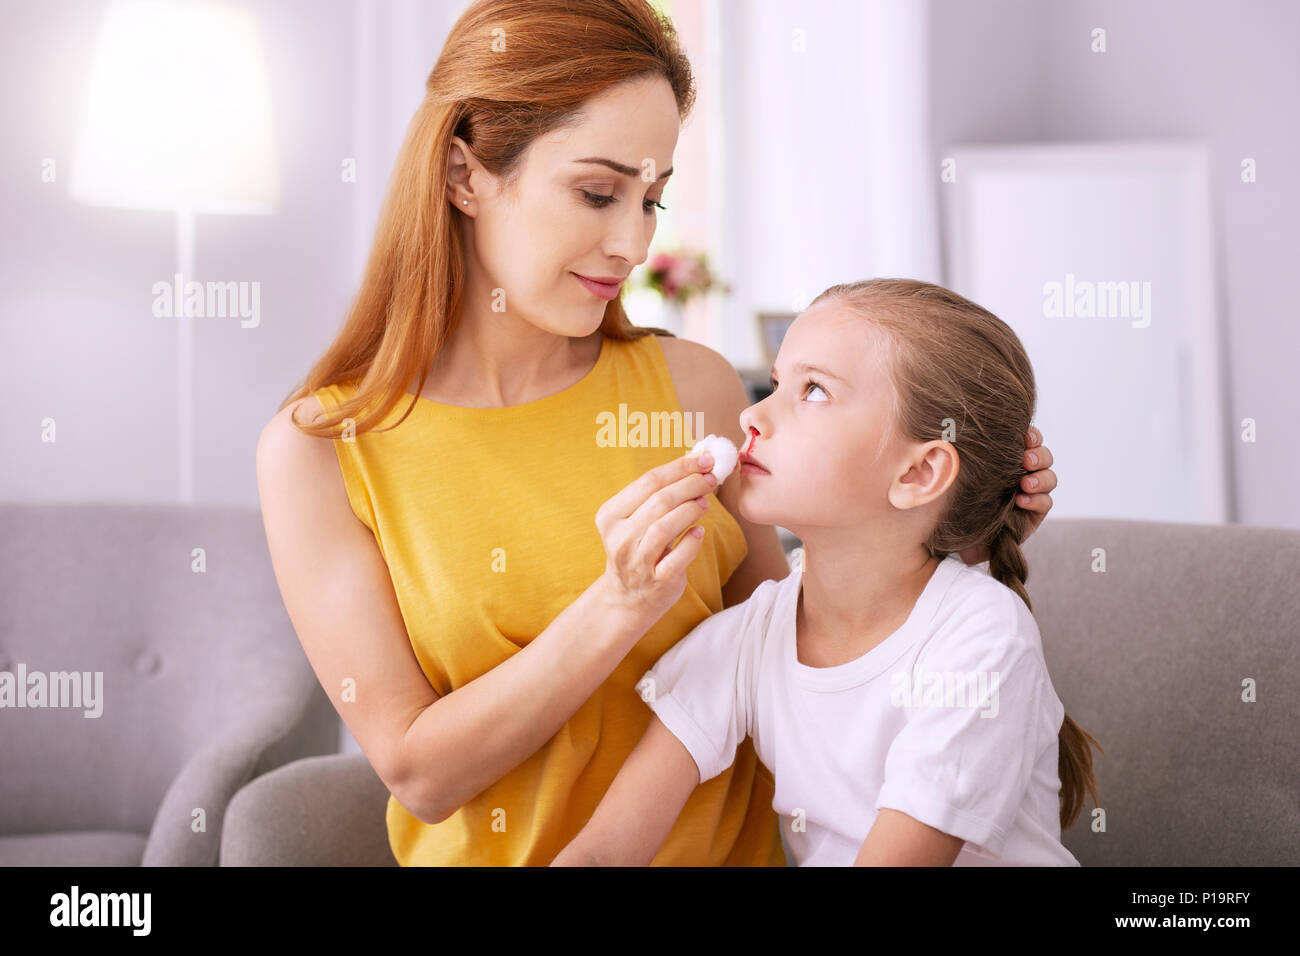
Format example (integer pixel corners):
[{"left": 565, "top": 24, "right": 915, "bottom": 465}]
[
  {"left": 280, "top": 0, "right": 694, "bottom": 435},
  {"left": 810, "top": 277, "right": 1102, "bottom": 832}
]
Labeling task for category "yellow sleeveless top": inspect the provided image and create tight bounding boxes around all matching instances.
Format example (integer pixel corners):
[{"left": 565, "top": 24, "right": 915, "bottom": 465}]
[{"left": 313, "top": 332, "right": 785, "bottom": 866}]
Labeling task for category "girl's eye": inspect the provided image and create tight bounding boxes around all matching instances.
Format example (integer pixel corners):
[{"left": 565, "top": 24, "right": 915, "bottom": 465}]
[
  {"left": 767, "top": 377, "right": 830, "bottom": 402},
  {"left": 581, "top": 190, "right": 666, "bottom": 212}
]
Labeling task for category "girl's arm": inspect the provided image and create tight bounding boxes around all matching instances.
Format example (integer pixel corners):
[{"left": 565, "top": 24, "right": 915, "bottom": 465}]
[
  {"left": 854, "top": 809, "right": 964, "bottom": 866},
  {"left": 551, "top": 713, "right": 700, "bottom": 866}
]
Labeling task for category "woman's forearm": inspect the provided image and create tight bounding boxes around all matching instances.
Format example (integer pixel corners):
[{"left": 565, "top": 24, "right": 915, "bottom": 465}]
[{"left": 398, "top": 578, "right": 653, "bottom": 825}]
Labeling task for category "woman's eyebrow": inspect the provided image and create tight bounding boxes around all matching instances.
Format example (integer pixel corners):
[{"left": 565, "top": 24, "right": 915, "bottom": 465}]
[{"left": 572, "top": 157, "right": 673, "bottom": 181}]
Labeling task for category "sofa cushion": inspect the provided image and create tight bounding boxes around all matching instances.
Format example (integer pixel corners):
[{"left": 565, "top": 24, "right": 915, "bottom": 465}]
[{"left": 0, "top": 830, "right": 148, "bottom": 866}]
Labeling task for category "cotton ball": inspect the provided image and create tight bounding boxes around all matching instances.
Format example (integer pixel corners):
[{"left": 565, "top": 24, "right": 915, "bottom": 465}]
[{"left": 690, "top": 434, "right": 739, "bottom": 483}]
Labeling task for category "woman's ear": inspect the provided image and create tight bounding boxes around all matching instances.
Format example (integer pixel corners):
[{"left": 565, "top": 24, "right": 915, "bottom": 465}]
[
  {"left": 888, "top": 441, "right": 959, "bottom": 511},
  {"left": 445, "top": 135, "right": 476, "bottom": 208}
]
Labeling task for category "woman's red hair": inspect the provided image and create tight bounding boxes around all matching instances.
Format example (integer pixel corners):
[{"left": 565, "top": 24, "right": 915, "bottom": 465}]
[{"left": 280, "top": 0, "right": 695, "bottom": 435}]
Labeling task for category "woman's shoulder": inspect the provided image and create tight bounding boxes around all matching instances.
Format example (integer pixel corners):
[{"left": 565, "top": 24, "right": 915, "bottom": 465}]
[
  {"left": 640, "top": 333, "right": 750, "bottom": 441},
  {"left": 651, "top": 333, "right": 740, "bottom": 390},
  {"left": 256, "top": 395, "right": 357, "bottom": 527},
  {"left": 258, "top": 395, "right": 335, "bottom": 478}
]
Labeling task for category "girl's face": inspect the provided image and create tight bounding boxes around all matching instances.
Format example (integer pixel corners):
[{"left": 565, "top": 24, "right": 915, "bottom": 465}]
[
  {"left": 737, "top": 302, "right": 941, "bottom": 533},
  {"left": 451, "top": 74, "right": 680, "bottom": 338}
]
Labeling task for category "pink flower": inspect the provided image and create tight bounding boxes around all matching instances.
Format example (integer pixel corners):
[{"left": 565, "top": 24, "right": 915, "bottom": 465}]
[{"left": 667, "top": 256, "right": 696, "bottom": 288}]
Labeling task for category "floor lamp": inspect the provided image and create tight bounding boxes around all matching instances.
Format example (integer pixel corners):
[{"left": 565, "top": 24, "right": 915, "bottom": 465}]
[{"left": 69, "top": 0, "right": 279, "bottom": 502}]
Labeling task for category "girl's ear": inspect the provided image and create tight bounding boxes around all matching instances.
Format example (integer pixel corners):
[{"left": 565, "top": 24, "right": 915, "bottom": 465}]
[{"left": 888, "top": 441, "right": 958, "bottom": 511}]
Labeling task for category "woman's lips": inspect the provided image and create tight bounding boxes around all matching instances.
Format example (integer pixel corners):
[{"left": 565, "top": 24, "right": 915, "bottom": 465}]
[{"left": 572, "top": 273, "right": 622, "bottom": 300}]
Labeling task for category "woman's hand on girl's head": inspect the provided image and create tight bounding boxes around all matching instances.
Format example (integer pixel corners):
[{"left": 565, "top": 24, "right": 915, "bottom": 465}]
[
  {"left": 956, "top": 427, "right": 1056, "bottom": 565},
  {"left": 1017, "top": 426, "right": 1056, "bottom": 537}
]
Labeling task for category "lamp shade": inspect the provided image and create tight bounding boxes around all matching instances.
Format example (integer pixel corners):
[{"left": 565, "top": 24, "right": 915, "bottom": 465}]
[{"left": 69, "top": 0, "right": 279, "bottom": 214}]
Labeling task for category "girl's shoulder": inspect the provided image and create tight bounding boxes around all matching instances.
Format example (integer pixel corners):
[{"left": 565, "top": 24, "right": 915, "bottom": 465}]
[
  {"left": 918, "top": 557, "right": 1046, "bottom": 672},
  {"left": 730, "top": 563, "right": 799, "bottom": 634}
]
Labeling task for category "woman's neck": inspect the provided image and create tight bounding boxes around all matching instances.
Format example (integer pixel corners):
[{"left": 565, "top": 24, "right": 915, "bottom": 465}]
[{"left": 415, "top": 312, "right": 602, "bottom": 408}]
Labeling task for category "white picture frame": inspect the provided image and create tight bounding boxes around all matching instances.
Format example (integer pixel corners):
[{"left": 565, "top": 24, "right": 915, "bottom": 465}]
[{"left": 941, "top": 140, "right": 1232, "bottom": 523}]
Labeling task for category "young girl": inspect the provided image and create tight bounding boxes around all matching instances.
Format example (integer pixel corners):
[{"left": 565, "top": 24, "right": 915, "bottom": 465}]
[{"left": 551, "top": 277, "right": 1100, "bottom": 867}]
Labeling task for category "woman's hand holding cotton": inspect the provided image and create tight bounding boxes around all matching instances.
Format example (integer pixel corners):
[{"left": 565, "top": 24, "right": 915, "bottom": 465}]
[
  {"left": 593, "top": 453, "right": 719, "bottom": 625},
  {"left": 689, "top": 434, "right": 739, "bottom": 484}
]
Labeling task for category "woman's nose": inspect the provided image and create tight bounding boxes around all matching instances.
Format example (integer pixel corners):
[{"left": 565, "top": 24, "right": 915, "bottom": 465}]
[{"left": 604, "top": 206, "right": 654, "bottom": 266}]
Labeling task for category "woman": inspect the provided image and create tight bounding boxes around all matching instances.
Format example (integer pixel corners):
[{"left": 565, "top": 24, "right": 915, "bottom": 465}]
[{"left": 256, "top": 0, "right": 1058, "bottom": 866}]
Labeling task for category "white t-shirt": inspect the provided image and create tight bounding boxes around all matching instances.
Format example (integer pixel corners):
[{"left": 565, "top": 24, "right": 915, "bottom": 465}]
[{"left": 639, "top": 551, "right": 1079, "bottom": 866}]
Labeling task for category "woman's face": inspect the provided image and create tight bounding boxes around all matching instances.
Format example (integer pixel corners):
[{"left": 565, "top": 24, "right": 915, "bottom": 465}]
[
  {"left": 449, "top": 74, "right": 681, "bottom": 339},
  {"left": 736, "top": 302, "right": 925, "bottom": 532}
]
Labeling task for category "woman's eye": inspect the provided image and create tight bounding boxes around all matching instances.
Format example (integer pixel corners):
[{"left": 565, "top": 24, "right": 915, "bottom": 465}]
[{"left": 581, "top": 190, "right": 666, "bottom": 212}]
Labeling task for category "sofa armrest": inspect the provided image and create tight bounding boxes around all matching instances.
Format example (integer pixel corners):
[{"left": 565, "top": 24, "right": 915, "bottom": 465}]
[
  {"left": 220, "top": 752, "right": 396, "bottom": 866},
  {"left": 141, "top": 727, "right": 281, "bottom": 866}
]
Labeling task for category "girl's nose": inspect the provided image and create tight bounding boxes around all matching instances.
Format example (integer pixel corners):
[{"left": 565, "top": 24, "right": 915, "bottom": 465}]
[{"left": 739, "top": 403, "right": 767, "bottom": 449}]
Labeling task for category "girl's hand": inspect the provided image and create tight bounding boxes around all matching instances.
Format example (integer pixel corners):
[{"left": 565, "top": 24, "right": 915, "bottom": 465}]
[
  {"left": 957, "top": 427, "right": 1057, "bottom": 565},
  {"left": 594, "top": 451, "right": 718, "bottom": 624}
]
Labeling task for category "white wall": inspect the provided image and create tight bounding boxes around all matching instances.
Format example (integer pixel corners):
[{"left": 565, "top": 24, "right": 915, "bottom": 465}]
[
  {"left": 712, "top": 0, "right": 942, "bottom": 371},
  {"left": 929, "top": 0, "right": 1300, "bottom": 528}
]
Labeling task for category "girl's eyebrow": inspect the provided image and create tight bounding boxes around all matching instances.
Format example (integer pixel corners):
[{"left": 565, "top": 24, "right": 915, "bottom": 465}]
[
  {"left": 772, "top": 361, "right": 847, "bottom": 384},
  {"left": 572, "top": 157, "right": 674, "bottom": 181}
]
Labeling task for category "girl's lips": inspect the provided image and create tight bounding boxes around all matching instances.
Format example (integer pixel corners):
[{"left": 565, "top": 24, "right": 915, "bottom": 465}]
[
  {"left": 740, "top": 462, "right": 770, "bottom": 476},
  {"left": 573, "top": 273, "right": 622, "bottom": 300}
]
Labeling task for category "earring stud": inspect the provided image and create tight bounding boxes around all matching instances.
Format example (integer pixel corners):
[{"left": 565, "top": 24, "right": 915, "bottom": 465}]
[{"left": 462, "top": 199, "right": 468, "bottom": 205}]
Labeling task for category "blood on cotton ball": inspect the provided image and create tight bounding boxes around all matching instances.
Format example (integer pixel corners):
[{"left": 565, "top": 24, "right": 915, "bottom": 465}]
[{"left": 689, "top": 434, "right": 739, "bottom": 483}]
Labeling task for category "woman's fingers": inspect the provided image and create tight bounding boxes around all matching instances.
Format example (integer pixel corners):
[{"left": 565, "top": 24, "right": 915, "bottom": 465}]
[
  {"left": 1024, "top": 442, "right": 1053, "bottom": 472},
  {"left": 653, "top": 524, "right": 706, "bottom": 581},
  {"left": 596, "top": 452, "right": 714, "bottom": 531},
  {"left": 630, "top": 470, "right": 715, "bottom": 537},
  {"left": 638, "top": 496, "right": 710, "bottom": 569},
  {"left": 594, "top": 451, "right": 718, "bottom": 623},
  {"left": 1019, "top": 430, "right": 1056, "bottom": 517},
  {"left": 1021, "top": 466, "right": 1057, "bottom": 496},
  {"left": 1016, "top": 491, "right": 1053, "bottom": 515}
]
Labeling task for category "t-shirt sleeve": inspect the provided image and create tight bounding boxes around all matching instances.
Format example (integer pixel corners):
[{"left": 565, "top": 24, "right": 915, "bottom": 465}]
[
  {"left": 875, "top": 596, "right": 1052, "bottom": 858},
  {"left": 636, "top": 581, "right": 773, "bottom": 784}
]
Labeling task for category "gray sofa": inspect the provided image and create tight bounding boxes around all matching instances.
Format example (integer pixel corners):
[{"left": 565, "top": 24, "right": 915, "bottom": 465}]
[
  {"left": 220, "top": 517, "right": 1299, "bottom": 867},
  {"left": 0, "top": 502, "right": 338, "bottom": 866},
  {"left": 1022, "top": 518, "right": 1298, "bottom": 866},
  {"left": 7, "top": 503, "right": 1288, "bottom": 865}
]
